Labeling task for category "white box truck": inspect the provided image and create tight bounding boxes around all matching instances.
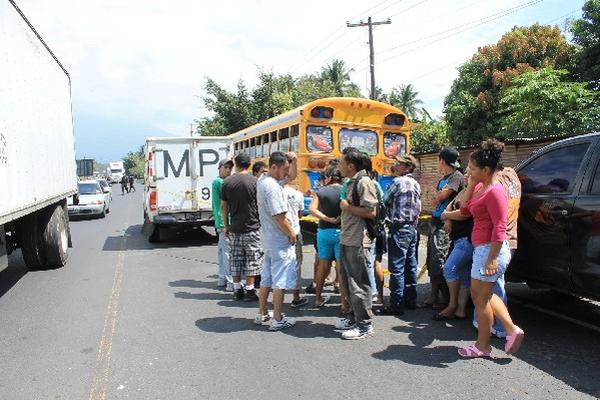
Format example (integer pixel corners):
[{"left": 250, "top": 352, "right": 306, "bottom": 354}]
[
  {"left": 142, "top": 137, "right": 232, "bottom": 242},
  {"left": 108, "top": 161, "right": 125, "bottom": 184},
  {"left": 0, "top": 0, "right": 77, "bottom": 270}
]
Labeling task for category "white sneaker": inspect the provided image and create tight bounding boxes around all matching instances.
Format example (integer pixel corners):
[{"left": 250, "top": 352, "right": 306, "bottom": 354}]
[
  {"left": 334, "top": 317, "right": 356, "bottom": 330},
  {"left": 253, "top": 311, "right": 274, "bottom": 325},
  {"left": 225, "top": 282, "right": 233, "bottom": 292},
  {"left": 341, "top": 324, "right": 374, "bottom": 340},
  {"left": 269, "top": 316, "right": 296, "bottom": 331}
]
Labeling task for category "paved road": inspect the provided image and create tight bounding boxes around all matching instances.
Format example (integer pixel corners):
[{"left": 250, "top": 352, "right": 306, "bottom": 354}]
[{"left": 1, "top": 190, "right": 599, "bottom": 399}]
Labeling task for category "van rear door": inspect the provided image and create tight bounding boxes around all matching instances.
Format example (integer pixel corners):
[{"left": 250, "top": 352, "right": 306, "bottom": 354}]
[{"left": 153, "top": 141, "right": 195, "bottom": 213}]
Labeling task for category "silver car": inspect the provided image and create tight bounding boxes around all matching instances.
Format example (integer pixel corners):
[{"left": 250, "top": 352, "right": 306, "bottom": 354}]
[{"left": 68, "top": 181, "right": 109, "bottom": 218}]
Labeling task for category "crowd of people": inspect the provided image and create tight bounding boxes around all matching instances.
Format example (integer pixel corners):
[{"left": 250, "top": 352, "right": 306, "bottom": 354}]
[
  {"left": 210, "top": 139, "right": 525, "bottom": 357},
  {"left": 120, "top": 175, "right": 137, "bottom": 195}
]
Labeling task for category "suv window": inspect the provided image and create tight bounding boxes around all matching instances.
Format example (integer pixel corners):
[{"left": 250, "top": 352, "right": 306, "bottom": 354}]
[{"left": 519, "top": 143, "right": 589, "bottom": 195}]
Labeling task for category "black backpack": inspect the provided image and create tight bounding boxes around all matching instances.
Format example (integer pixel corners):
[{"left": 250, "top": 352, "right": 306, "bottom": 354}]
[{"left": 351, "top": 177, "right": 386, "bottom": 241}]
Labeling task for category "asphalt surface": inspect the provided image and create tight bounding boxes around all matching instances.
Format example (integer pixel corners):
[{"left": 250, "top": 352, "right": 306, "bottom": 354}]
[{"left": 1, "top": 189, "right": 599, "bottom": 399}]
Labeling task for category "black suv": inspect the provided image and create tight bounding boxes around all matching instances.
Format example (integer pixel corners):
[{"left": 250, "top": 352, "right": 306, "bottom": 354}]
[{"left": 507, "top": 132, "right": 600, "bottom": 300}]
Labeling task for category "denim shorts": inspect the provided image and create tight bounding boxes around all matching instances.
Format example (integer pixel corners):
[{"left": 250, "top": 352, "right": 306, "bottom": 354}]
[
  {"left": 443, "top": 237, "right": 473, "bottom": 289},
  {"left": 261, "top": 245, "right": 297, "bottom": 290},
  {"left": 317, "top": 228, "right": 341, "bottom": 261},
  {"left": 471, "top": 241, "right": 511, "bottom": 283}
]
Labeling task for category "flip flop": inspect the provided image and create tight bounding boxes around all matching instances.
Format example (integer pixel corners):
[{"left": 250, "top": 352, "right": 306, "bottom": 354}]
[
  {"left": 505, "top": 326, "right": 525, "bottom": 354},
  {"left": 458, "top": 344, "right": 492, "bottom": 358},
  {"left": 316, "top": 296, "right": 331, "bottom": 307}
]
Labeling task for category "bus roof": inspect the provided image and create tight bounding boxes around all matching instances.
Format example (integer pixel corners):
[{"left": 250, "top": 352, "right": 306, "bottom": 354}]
[{"left": 227, "top": 97, "right": 407, "bottom": 141}]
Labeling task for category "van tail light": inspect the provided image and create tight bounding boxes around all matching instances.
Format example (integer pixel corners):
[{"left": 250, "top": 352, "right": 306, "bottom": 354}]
[
  {"left": 148, "top": 152, "right": 154, "bottom": 177},
  {"left": 149, "top": 191, "right": 157, "bottom": 211}
]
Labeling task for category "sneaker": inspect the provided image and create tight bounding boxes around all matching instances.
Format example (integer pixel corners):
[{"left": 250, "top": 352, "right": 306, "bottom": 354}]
[
  {"left": 269, "top": 316, "right": 296, "bottom": 331},
  {"left": 305, "top": 283, "right": 316, "bottom": 294},
  {"left": 225, "top": 282, "right": 233, "bottom": 292},
  {"left": 233, "top": 288, "right": 244, "bottom": 301},
  {"left": 244, "top": 288, "right": 259, "bottom": 302},
  {"left": 341, "top": 324, "right": 374, "bottom": 340},
  {"left": 253, "top": 311, "right": 274, "bottom": 325},
  {"left": 291, "top": 297, "right": 309, "bottom": 308},
  {"left": 334, "top": 317, "right": 356, "bottom": 330}
]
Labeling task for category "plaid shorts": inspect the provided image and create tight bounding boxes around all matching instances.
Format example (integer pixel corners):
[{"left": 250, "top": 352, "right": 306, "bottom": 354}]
[{"left": 229, "top": 230, "right": 264, "bottom": 277}]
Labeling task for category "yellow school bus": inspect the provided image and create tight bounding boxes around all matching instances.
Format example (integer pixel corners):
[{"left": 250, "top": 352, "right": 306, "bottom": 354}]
[{"left": 227, "top": 97, "right": 411, "bottom": 211}]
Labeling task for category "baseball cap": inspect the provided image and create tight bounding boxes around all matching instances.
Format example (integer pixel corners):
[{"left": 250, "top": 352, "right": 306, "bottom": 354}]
[
  {"left": 439, "top": 147, "right": 460, "bottom": 169},
  {"left": 218, "top": 159, "right": 233, "bottom": 168}
]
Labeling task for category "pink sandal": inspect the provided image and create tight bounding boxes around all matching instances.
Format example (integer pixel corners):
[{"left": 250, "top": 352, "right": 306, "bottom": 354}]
[
  {"left": 505, "top": 326, "right": 525, "bottom": 354},
  {"left": 458, "top": 344, "right": 492, "bottom": 358}
]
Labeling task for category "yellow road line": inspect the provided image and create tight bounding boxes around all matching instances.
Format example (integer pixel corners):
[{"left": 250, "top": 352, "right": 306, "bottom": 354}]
[{"left": 89, "top": 214, "right": 130, "bottom": 400}]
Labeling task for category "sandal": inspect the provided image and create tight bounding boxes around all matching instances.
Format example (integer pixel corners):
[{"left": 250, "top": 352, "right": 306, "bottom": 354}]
[
  {"left": 316, "top": 296, "right": 331, "bottom": 307},
  {"left": 505, "top": 326, "right": 525, "bottom": 354},
  {"left": 458, "top": 344, "right": 492, "bottom": 358}
]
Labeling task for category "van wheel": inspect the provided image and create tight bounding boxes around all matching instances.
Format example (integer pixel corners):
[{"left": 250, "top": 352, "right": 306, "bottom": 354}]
[
  {"left": 19, "top": 213, "right": 46, "bottom": 269},
  {"left": 149, "top": 225, "right": 161, "bottom": 243},
  {"left": 42, "top": 205, "right": 69, "bottom": 267}
]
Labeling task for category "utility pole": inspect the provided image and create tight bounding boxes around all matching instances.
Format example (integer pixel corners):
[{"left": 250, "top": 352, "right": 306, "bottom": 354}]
[{"left": 347, "top": 17, "right": 391, "bottom": 100}]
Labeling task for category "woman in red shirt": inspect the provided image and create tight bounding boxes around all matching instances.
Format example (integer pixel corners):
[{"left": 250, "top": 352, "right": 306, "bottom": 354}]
[{"left": 458, "top": 139, "right": 524, "bottom": 358}]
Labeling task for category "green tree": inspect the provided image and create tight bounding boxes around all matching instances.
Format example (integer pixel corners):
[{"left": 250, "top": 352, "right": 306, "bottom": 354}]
[
  {"left": 388, "top": 84, "right": 423, "bottom": 120},
  {"left": 410, "top": 120, "right": 449, "bottom": 153},
  {"left": 497, "top": 67, "right": 600, "bottom": 138},
  {"left": 444, "top": 24, "right": 576, "bottom": 146},
  {"left": 570, "top": 0, "right": 600, "bottom": 89},
  {"left": 319, "top": 59, "right": 360, "bottom": 97},
  {"left": 122, "top": 145, "right": 145, "bottom": 177}
]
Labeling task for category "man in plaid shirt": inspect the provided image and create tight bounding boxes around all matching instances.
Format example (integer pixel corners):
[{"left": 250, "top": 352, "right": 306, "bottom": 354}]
[{"left": 378, "top": 154, "right": 421, "bottom": 316}]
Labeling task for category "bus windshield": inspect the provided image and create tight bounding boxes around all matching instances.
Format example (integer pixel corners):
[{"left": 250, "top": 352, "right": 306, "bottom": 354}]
[
  {"left": 384, "top": 132, "right": 406, "bottom": 157},
  {"left": 307, "top": 125, "right": 332, "bottom": 153},
  {"left": 339, "top": 128, "right": 377, "bottom": 156}
]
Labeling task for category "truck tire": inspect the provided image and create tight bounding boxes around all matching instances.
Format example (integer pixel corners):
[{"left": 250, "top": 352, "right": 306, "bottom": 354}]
[
  {"left": 148, "top": 225, "right": 161, "bottom": 243},
  {"left": 42, "top": 204, "right": 69, "bottom": 267},
  {"left": 19, "top": 213, "right": 46, "bottom": 269}
]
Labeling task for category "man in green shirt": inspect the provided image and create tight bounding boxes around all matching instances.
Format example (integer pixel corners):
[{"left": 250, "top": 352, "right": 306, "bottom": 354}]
[{"left": 213, "top": 159, "right": 233, "bottom": 290}]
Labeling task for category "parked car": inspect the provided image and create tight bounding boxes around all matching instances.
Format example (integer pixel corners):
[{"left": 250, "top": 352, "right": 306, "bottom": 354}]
[
  {"left": 97, "top": 178, "right": 112, "bottom": 206},
  {"left": 67, "top": 181, "right": 109, "bottom": 218},
  {"left": 507, "top": 132, "right": 600, "bottom": 301}
]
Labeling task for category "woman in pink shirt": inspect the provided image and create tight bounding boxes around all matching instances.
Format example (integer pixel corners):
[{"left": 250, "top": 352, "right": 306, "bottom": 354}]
[{"left": 458, "top": 139, "right": 524, "bottom": 358}]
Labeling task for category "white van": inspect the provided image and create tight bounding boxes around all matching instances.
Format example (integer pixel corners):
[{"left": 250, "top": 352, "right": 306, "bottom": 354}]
[{"left": 142, "top": 136, "right": 232, "bottom": 242}]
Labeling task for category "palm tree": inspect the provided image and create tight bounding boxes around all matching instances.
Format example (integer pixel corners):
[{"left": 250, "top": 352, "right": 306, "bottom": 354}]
[
  {"left": 388, "top": 84, "right": 423, "bottom": 120},
  {"left": 320, "top": 59, "right": 354, "bottom": 96}
]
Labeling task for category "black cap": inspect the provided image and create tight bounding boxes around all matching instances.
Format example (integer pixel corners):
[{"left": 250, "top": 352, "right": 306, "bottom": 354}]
[
  {"left": 234, "top": 152, "right": 251, "bottom": 168},
  {"left": 218, "top": 159, "right": 233, "bottom": 168},
  {"left": 439, "top": 147, "right": 460, "bottom": 169}
]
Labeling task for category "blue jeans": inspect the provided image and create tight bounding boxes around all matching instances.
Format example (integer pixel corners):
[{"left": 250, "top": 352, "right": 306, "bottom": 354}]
[
  {"left": 442, "top": 237, "right": 472, "bottom": 289},
  {"left": 388, "top": 224, "right": 418, "bottom": 308},
  {"left": 368, "top": 241, "right": 377, "bottom": 298},
  {"left": 216, "top": 228, "right": 231, "bottom": 284}
]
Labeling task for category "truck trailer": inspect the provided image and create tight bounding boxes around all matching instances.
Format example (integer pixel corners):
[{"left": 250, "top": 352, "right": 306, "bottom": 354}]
[{"left": 0, "top": 0, "right": 77, "bottom": 270}]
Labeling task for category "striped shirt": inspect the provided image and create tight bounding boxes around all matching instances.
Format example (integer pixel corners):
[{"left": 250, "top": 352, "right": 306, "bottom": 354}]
[{"left": 383, "top": 174, "right": 421, "bottom": 225}]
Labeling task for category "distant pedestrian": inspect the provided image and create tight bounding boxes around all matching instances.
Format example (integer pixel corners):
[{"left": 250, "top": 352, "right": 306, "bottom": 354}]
[
  {"left": 255, "top": 152, "right": 298, "bottom": 330},
  {"left": 120, "top": 175, "right": 128, "bottom": 195},
  {"left": 129, "top": 175, "right": 136, "bottom": 192},
  {"left": 212, "top": 159, "right": 234, "bottom": 291},
  {"left": 336, "top": 149, "right": 378, "bottom": 340},
  {"left": 378, "top": 154, "right": 421, "bottom": 316},
  {"left": 424, "top": 147, "right": 464, "bottom": 309},
  {"left": 221, "top": 153, "right": 263, "bottom": 302},
  {"left": 458, "top": 139, "right": 524, "bottom": 358}
]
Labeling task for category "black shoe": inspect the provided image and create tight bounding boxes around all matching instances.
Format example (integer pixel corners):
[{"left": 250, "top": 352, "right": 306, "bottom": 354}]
[
  {"left": 305, "top": 283, "right": 316, "bottom": 294},
  {"left": 375, "top": 306, "right": 404, "bottom": 316},
  {"left": 233, "top": 288, "right": 244, "bottom": 301},
  {"left": 404, "top": 303, "right": 417, "bottom": 310},
  {"left": 244, "top": 288, "right": 259, "bottom": 302}
]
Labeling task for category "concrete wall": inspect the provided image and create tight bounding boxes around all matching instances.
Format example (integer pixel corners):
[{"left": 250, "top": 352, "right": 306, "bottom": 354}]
[{"left": 414, "top": 139, "right": 555, "bottom": 213}]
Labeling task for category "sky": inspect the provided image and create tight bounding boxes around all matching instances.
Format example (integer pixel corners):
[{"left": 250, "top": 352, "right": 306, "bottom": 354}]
[{"left": 15, "top": 0, "right": 587, "bottom": 162}]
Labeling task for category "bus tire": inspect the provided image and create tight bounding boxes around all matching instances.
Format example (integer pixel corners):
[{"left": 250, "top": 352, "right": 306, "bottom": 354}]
[
  {"left": 148, "top": 225, "right": 161, "bottom": 243},
  {"left": 42, "top": 204, "right": 69, "bottom": 267},
  {"left": 19, "top": 213, "right": 46, "bottom": 269}
]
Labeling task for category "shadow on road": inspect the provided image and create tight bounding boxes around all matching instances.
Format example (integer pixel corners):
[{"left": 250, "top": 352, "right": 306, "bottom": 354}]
[
  {"left": 0, "top": 254, "right": 28, "bottom": 298},
  {"left": 102, "top": 224, "right": 217, "bottom": 251}
]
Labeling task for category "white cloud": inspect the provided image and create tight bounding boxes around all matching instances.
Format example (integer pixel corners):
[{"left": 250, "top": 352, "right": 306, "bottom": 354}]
[{"left": 16, "top": 0, "right": 584, "bottom": 138}]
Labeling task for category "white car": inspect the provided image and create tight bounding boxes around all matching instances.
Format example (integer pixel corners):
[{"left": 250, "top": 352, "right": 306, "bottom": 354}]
[
  {"left": 68, "top": 180, "right": 109, "bottom": 218},
  {"left": 97, "top": 179, "right": 112, "bottom": 208}
]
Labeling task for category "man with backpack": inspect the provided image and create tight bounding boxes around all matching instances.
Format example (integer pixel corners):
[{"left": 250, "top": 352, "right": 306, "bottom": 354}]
[
  {"left": 335, "top": 149, "right": 379, "bottom": 340},
  {"left": 378, "top": 155, "right": 421, "bottom": 316}
]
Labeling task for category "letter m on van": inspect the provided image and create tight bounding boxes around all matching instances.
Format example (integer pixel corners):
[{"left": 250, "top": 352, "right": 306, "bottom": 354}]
[{"left": 164, "top": 149, "right": 190, "bottom": 178}]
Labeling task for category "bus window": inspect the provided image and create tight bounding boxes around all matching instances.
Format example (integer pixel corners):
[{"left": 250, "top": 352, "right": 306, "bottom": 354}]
[
  {"left": 262, "top": 133, "right": 269, "bottom": 157},
  {"left": 290, "top": 124, "right": 299, "bottom": 152},
  {"left": 249, "top": 138, "right": 255, "bottom": 158},
  {"left": 307, "top": 125, "right": 332, "bottom": 153},
  {"left": 280, "top": 127, "right": 290, "bottom": 152},
  {"left": 270, "top": 131, "right": 278, "bottom": 153},
  {"left": 234, "top": 142, "right": 239, "bottom": 152},
  {"left": 384, "top": 132, "right": 406, "bottom": 157},
  {"left": 256, "top": 136, "right": 262, "bottom": 158},
  {"left": 339, "top": 128, "right": 377, "bottom": 155}
]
